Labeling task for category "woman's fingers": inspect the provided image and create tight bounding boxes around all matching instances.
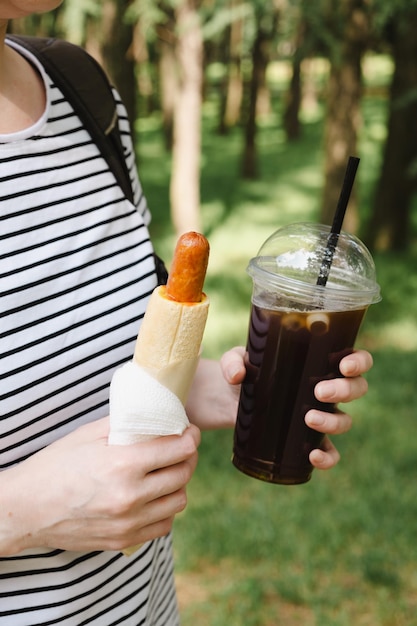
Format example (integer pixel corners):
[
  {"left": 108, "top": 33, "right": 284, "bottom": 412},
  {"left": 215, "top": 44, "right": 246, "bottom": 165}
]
[
  {"left": 309, "top": 436, "right": 340, "bottom": 470},
  {"left": 339, "top": 349, "right": 373, "bottom": 377},
  {"left": 314, "top": 375, "right": 369, "bottom": 404},
  {"left": 305, "top": 408, "right": 352, "bottom": 435},
  {"left": 133, "top": 424, "right": 201, "bottom": 475}
]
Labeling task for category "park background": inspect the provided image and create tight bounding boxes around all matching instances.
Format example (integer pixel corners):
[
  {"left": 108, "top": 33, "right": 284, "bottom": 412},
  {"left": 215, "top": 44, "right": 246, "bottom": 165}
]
[{"left": 12, "top": 2, "right": 417, "bottom": 624}]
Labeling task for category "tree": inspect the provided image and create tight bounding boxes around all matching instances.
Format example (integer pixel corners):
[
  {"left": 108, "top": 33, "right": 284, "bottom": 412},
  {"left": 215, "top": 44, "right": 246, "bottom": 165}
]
[
  {"left": 99, "top": 1, "right": 136, "bottom": 130},
  {"left": 317, "top": 0, "right": 369, "bottom": 233},
  {"left": 241, "top": 1, "right": 281, "bottom": 179},
  {"left": 169, "top": 0, "right": 204, "bottom": 234},
  {"left": 283, "top": 23, "right": 304, "bottom": 141},
  {"left": 365, "top": 3, "right": 417, "bottom": 251},
  {"left": 217, "top": 0, "right": 245, "bottom": 134},
  {"left": 156, "top": 15, "right": 177, "bottom": 150},
  {"left": 282, "top": 5, "right": 319, "bottom": 141}
]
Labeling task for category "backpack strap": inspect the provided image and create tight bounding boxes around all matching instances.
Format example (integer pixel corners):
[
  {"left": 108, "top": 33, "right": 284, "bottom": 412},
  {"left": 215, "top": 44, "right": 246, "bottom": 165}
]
[{"left": 6, "top": 34, "right": 134, "bottom": 204}]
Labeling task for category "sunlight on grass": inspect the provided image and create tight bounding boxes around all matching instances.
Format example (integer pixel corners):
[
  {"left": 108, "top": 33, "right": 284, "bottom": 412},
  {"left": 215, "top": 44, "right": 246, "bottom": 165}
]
[
  {"left": 362, "top": 53, "right": 394, "bottom": 88},
  {"left": 370, "top": 319, "right": 417, "bottom": 351}
]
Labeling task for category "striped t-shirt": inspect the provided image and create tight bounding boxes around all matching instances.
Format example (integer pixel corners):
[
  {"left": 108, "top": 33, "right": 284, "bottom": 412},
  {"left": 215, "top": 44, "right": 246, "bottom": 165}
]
[{"left": 0, "top": 40, "right": 179, "bottom": 626}]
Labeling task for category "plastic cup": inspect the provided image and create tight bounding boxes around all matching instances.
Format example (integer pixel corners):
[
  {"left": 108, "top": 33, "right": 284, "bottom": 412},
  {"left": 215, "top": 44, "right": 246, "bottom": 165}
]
[{"left": 232, "top": 222, "right": 381, "bottom": 485}]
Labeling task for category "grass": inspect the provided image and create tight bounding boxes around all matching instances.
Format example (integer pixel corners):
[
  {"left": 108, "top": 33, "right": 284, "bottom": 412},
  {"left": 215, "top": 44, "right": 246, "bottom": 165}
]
[{"left": 136, "top": 56, "right": 417, "bottom": 625}]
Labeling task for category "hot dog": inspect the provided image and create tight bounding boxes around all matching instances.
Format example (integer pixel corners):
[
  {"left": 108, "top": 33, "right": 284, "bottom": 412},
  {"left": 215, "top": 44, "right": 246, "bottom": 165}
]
[
  {"left": 166, "top": 231, "right": 210, "bottom": 302},
  {"left": 110, "top": 231, "right": 210, "bottom": 556},
  {"left": 133, "top": 231, "right": 210, "bottom": 403}
]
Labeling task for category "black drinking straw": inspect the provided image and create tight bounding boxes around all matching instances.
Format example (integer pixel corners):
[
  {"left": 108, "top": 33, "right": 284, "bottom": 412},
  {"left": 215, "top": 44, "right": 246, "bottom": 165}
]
[{"left": 316, "top": 156, "right": 360, "bottom": 287}]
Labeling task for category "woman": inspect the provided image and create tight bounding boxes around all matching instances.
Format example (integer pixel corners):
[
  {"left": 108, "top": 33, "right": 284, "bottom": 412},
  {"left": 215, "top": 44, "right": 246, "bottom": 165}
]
[{"left": 0, "top": 2, "right": 373, "bottom": 624}]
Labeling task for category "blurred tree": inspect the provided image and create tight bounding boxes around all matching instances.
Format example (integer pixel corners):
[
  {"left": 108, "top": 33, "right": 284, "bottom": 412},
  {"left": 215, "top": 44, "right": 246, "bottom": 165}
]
[
  {"left": 365, "top": 2, "right": 417, "bottom": 251},
  {"left": 155, "top": 10, "right": 177, "bottom": 149},
  {"left": 316, "top": 0, "right": 370, "bottom": 234},
  {"left": 84, "top": 0, "right": 137, "bottom": 130},
  {"left": 16, "top": 0, "right": 417, "bottom": 247},
  {"left": 241, "top": 0, "right": 281, "bottom": 179},
  {"left": 282, "top": 1, "right": 320, "bottom": 141},
  {"left": 283, "top": 14, "right": 305, "bottom": 141},
  {"left": 60, "top": 0, "right": 99, "bottom": 44},
  {"left": 169, "top": 0, "right": 204, "bottom": 234},
  {"left": 217, "top": 0, "right": 246, "bottom": 134},
  {"left": 131, "top": 0, "right": 251, "bottom": 233}
]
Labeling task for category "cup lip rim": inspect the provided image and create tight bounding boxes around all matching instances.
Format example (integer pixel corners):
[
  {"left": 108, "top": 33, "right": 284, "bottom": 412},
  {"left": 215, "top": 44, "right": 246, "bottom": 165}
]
[{"left": 247, "top": 259, "right": 382, "bottom": 305}]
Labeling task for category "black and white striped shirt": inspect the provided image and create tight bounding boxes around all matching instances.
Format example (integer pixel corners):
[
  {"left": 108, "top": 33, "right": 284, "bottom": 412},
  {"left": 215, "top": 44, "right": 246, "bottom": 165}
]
[{"left": 0, "top": 40, "right": 179, "bottom": 626}]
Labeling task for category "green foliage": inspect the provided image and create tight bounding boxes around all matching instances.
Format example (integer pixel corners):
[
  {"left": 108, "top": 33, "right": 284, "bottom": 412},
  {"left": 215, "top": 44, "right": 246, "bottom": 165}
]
[
  {"left": 59, "top": 0, "right": 100, "bottom": 44},
  {"left": 371, "top": 0, "right": 417, "bottom": 35},
  {"left": 127, "top": 0, "right": 255, "bottom": 47},
  {"left": 201, "top": 2, "right": 252, "bottom": 42},
  {"left": 125, "top": 0, "right": 168, "bottom": 34}
]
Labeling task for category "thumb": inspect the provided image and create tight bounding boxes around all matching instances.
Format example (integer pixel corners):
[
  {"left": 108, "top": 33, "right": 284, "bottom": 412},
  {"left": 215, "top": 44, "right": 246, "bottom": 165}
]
[{"left": 220, "top": 346, "right": 246, "bottom": 385}]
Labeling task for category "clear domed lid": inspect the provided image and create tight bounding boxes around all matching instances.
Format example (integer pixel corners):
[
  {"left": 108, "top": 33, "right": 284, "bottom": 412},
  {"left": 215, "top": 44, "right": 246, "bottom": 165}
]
[{"left": 248, "top": 223, "right": 381, "bottom": 310}]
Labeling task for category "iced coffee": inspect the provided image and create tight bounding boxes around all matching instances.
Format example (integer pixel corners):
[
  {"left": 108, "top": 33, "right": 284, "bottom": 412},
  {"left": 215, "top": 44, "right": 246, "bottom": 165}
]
[{"left": 232, "top": 223, "right": 381, "bottom": 485}]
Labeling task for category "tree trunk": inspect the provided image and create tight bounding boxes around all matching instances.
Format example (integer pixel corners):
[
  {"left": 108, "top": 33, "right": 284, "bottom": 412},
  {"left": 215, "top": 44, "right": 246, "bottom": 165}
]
[
  {"left": 283, "top": 17, "right": 307, "bottom": 141},
  {"left": 365, "top": 12, "right": 417, "bottom": 252},
  {"left": 95, "top": 0, "right": 136, "bottom": 133},
  {"left": 170, "top": 0, "right": 203, "bottom": 235},
  {"left": 222, "top": 59, "right": 243, "bottom": 130},
  {"left": 132, "top": 22, "right": 156, "bottom": 118},
  {"left": 283, "top": 55, "right": 302, "bottom": 140},
  {"left": 241, "top": 4, "right": 279, "bottom": 180},
  {"left": 321, "top": 0, "right": 368, "bottom": 233},
  {"left": 218, "top": 3, "right": 244, "bottom": 134},
  {"left": 301, "top": 58, "right": 320, "bottom": 116},
  {"left": 241, "top": 25, "right": 269, "bottom": 179},
  {"left": 157, "top": 21, "right": 177, "bottom": 150}
]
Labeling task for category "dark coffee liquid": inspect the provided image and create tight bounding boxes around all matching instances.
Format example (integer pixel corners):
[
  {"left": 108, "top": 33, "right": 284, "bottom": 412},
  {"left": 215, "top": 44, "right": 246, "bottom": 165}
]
[{"left": 233, "top": 303, "right": 366, "bottom": 484}]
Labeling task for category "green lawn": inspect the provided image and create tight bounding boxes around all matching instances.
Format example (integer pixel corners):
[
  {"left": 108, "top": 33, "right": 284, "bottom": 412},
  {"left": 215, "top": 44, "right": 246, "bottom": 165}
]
[{"left": 136, "top": 60, "right": 417, "bottom": 625}]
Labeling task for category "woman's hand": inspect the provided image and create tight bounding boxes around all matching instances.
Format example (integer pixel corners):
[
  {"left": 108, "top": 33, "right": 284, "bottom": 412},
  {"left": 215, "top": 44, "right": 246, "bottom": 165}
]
[
  {"left": 0, "top": 419, "right": 200, "bottom": 555},
  {"left": 187, "top": 347, "right": 373, "bottom": 470},
  {"left": 305, "top": 349, "right": 373, "bottom": 469}
]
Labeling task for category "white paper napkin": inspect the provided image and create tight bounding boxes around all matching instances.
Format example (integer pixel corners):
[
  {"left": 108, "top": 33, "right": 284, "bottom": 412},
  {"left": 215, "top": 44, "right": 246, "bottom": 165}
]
[{"left": 108, "top": 360, "right": 190, "bottom": 445}]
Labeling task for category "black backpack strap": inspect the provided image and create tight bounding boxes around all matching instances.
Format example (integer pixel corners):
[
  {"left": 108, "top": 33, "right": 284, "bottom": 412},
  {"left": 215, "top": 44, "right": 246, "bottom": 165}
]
[{"left": 6, "top": 34, "right": 134, "bottom": 204}]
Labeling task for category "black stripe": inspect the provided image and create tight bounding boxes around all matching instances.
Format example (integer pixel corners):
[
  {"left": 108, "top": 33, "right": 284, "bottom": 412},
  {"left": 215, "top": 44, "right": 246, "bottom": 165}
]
[
  {"left": 0, "top": 153, "right": 101, "bottom": 184},
  {"left": 0, "top": 544, "right": 152, "bottom": 596},
  {"left": 0, "top": 549, "right": 62, "bottom": 562},
  {"left": 0, "top": 551, "right": 105, "bottom": 580},
  {"left": 0, "top": 167, "right": 113, "bottom": 202},
  {"left": 0, "top": 282, "right": 153, "bottom": 353},
  {"left": 0, "top": 330, "right": 136, "bottom": 399},
  {"left": 0, "top": 270, "right": 153, "bottom": 339},
  {"left": 0, "top": 383, "right": 109, "bottom": 440},
  {"left": 0, "top": 138, "right": 93, "bottom": 164},
  {"left": 0, "top": 234, "right": 148, "bottom": 299},
  {"left": 0, "top": 218, "right": 141, "bottom": 279},
  {"left": 0, "top": 181, "right": 121, "bottom": 221},
  {"left": 2, "top": 309, "right": 147, "bottom": 380},
  {"left": 0, "top": 202, "right": 135, "bottom": 247},
  {"left": 0, "top": 189, "right": 144, "bottom": 241}
]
